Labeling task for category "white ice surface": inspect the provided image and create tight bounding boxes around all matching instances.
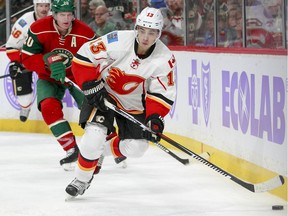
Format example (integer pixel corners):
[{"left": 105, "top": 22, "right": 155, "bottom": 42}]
[{"left": 0, "top": 132, "right": 287, "bottom": 216}]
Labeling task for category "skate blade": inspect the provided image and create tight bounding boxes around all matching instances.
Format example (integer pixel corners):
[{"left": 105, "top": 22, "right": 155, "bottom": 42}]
[
  {"left": 62, "top": 162, "right": 76, "bottom": 171},
  {"left": 121, "top": 160, "right": 127, "bottom": 169},
  {"left": 65, "top": 194, "right": 76, "bottom": 201}
]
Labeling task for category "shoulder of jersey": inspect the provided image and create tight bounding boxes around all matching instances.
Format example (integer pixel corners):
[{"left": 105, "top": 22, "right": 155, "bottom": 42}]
[
  {"left": 104, "top": 30, "right": 134, "bottom": 44},
  {"left": 156, "top": 40, "right": 174, "bottom": 58},
  {"left": 15, "top": 11, "right": 35, "bottom": 28},
  {"left": 71, "top": 19, "right": 96, "bottom": 39},
  {"left": 29, "top": 15, "right": 53, "bottom": 33}
]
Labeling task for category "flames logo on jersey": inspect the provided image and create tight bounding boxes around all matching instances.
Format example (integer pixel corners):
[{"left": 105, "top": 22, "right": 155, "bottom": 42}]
[
  {"left": 106, "top": 67, "right": 145, "bottom": 95},
  {"left": 130, "top": 58, "right": 140, "bottom": 69}
]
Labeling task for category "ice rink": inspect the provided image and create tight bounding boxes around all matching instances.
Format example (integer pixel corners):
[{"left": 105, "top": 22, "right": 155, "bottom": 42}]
[{"left": 0, "top": 132, "right": 287, "bottom": 216}]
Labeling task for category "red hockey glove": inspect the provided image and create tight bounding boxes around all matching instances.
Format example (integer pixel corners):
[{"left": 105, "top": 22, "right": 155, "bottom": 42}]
[
  {"left": 43, "top": 52, "right": 66, "bottom": 83},
  {"left": 142, "top": 114, "right": 164, "bottom": 142},
  {"left": 9, "top": 61, "right": 25, "bottom": 79},
  {"left": 82, "top": 79, "right": 108, "bottom": 112}
]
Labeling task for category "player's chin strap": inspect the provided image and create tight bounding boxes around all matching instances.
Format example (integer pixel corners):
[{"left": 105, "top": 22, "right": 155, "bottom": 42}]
[{"left": 65, "top": 77, "right": 285, "bottom": 192}]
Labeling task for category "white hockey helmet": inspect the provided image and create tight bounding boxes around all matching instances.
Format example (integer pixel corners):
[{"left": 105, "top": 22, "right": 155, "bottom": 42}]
[
  {"left": 33, "top": 0, "right": 51, "bottom": 12},
  {"left": 135, "top": 7, "right": 164, "bottom": 31},
  {"left": 33, "top": 0, "right": 51, "bottom": 4}
]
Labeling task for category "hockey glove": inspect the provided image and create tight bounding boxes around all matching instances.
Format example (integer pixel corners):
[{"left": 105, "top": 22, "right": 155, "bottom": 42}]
[
  {"left": 82, "top": 79, "right": 109, "bottom": 112},
  {"left": 43, "top": 52, "right": 66, "bottom": 84},
  {"left": 9, "top": 61, "right": 24, "bottom": 79},
  {"left": 142, "top": 114, "right": 164, "bottom": 142}
]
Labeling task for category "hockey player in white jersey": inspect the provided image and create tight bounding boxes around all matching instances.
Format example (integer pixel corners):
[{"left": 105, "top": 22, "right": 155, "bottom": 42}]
[
  {"left": 6, "top": 0, "right": 51, "bottom": 122},
  {"left": 65, "top": 7, "right": 177, "bottom": 198}
]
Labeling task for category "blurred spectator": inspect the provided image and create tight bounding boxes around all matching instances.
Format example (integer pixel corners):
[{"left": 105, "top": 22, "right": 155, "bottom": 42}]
[
  {"left": 104, "top": 0, "right": 135, "bottom": 29},
  {"left": 286, "top": 2, "right": 288, "bottom": 48},
  {"left": 225, "top": 8, "right": 243, "bottom": 47},
  {"left": 160, "top": 7, "right": 184, "bottom": 45},
  {"left": 0, "top": 0, "right": 6, "bottom": 46},
  {"left": 225, "top": 8, "right": 238, "bottom": 46},
  {"left": 88, "top": 5, "right": 116, "bottom": 36},
  {"left": 75, "top": 0, "right": 92, "bottom": 24},
  {"left": 166, "top": 0, "right": 184, "bottom": 30},
  {"left": 186, "top": 0, "right": 203, "bottom": 45},
  {"left": 140, "top": 0, "right": 149, "bottom": 10},
  {"left": 109, "top": 9, "right": 132, "bottom": 30},
  {"left": 201, "top": 0, "right": 214, "bottom": 16},
  {"left": 150, "top": 0, "right": 166, "bottom": 9},
  {"left": 219, "top": 0, "right": 229, "bottom": 16},
  {"left": 201, "top": 11, "right": 215, "bottom": 46},
  {"left": 88, "top": 0, "right": 106, "bottom": 21},
  {"left": 217, "top": 14, "right": 228, "bottom": 46},
  {"left": 246, "top": 0, "right": 284, "bottom": 48}
]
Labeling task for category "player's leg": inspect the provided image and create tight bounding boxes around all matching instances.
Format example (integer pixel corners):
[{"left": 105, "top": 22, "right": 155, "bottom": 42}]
[
  {"left": 37, "top": 79, "right": 79, "bottom": 170},
  {"left": 12, "top": 72, "right": 33, "bottom": 122},
  {"left": 103, "top": 113, "right": 149, "bottom": 159},
  {"left": 66, "top": 102, "right": 115, "bottom": 197}
]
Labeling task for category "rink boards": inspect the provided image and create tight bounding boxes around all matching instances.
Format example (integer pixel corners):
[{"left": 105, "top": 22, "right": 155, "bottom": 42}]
[{"left": 0, "top": 48, "right": 287, "bottom": 201}]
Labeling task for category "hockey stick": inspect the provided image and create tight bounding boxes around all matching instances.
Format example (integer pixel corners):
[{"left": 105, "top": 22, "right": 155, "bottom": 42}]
[
  {"left": 153, "top": 141, "right": 189, "bottom": 165},
  {"left": 63, "top": 77, "right": 191, "bottom": 165},
  {"left": 104, "top": 99, "right": 285, "bottom": 193},
  {"left": 0, "top": 69, "right": 30, "bottom": 79},
  {"left": 0, "top": 73, "right": 11, "bottom": 79}
]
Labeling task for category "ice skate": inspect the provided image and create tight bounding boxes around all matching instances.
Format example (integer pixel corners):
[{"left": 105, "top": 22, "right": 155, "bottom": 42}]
[
  {"left": 65, "top": 177, "right": 93, "bottom": 200},
  {"left": 60, "top": 145, "right": 79, "bottom": 171},
  {"left": 19, "top": 106, "right": 31, "bottom": 122},
  {"left": 114, "top": 156, "right": 127, "bottom": 169}
]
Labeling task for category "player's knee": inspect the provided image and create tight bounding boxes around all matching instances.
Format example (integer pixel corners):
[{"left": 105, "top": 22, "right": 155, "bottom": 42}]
[
  {"left": 40, "top": 98, "right": 63, "bottom": 124},
  {"left": 120, "top": 139, "right": 149, "bottom": 158},
  {"left": 80, "top": 123, "right": 107, "bottom": 160}
]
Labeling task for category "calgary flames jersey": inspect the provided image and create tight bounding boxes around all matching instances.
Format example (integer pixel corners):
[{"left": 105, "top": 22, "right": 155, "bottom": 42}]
[
  {"left": 6, "top": 11, "right": 38, "bottom": 62},
  {"left": 72, "top": 30, "right": 177, "bottom": 118}
]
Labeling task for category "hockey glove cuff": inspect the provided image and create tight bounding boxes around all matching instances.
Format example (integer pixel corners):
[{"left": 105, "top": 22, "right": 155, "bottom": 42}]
[
  {"left": 82, "top": 79, "right": 108, "bottom": 112},
  {"left": 142, "top": 114, "right": 164, "bottom": 142},
  {"left": 43, "top": 52, "right": 66, "bottom": 83},
  {"left": 9, "top": 61, "right": 24, "bottom": 79}
]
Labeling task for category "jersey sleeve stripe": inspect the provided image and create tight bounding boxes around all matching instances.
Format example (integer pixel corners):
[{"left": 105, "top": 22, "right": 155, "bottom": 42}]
[{"left": 73, "top": 54, "right": 95, "bottom": 67}]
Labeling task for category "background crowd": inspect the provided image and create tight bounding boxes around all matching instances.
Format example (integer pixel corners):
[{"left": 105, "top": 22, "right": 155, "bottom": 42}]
[{"left": 0, "top": 0, "right": 287, "bottom": 49}]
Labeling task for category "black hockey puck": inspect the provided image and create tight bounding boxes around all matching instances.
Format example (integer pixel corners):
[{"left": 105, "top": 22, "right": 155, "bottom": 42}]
[{"left": 272, "top": 205, "right": 284, "bottom": 210}]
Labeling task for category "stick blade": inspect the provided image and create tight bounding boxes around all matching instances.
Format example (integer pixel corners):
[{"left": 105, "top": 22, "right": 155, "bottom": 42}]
[{"left": 254, "top": 175, "right": 285, "bottom": 193}]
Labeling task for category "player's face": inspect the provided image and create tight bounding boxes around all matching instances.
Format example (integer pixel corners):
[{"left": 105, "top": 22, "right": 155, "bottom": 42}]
[
  {"left": 136, "top": 26, "right": 159, "bottom": 52},
  {"left": 35, "top": 3, "right": 50, "bottom": 19},
  {"left": 54, "top": 12, "right": 75, "bottom": 31}
]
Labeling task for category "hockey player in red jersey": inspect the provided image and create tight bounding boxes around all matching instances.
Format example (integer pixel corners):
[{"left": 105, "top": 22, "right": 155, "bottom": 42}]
[
  {"left": 65, "top": 7, "right": 177, "bottom": 198},
  {"left": 19, "top": 0, "right": 97, "bottom": 170},
  {"left": 6, "top": 0, "right": 51, "bottom": 122}
]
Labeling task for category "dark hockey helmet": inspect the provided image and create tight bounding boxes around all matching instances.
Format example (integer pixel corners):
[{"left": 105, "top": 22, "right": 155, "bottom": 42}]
[{"left": 52, "top": 0, "right": 75, "bottom": 13}]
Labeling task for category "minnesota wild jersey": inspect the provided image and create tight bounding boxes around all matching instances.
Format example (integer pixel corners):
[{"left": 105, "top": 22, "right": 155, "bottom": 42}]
[{"left": 22, "top": 15, "right": 96, "bottom": 82}]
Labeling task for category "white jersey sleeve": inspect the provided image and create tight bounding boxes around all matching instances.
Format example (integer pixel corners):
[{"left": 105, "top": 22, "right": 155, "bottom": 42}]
[{"left": 6, "top": 11, "right": 36, "bottom": 50}]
